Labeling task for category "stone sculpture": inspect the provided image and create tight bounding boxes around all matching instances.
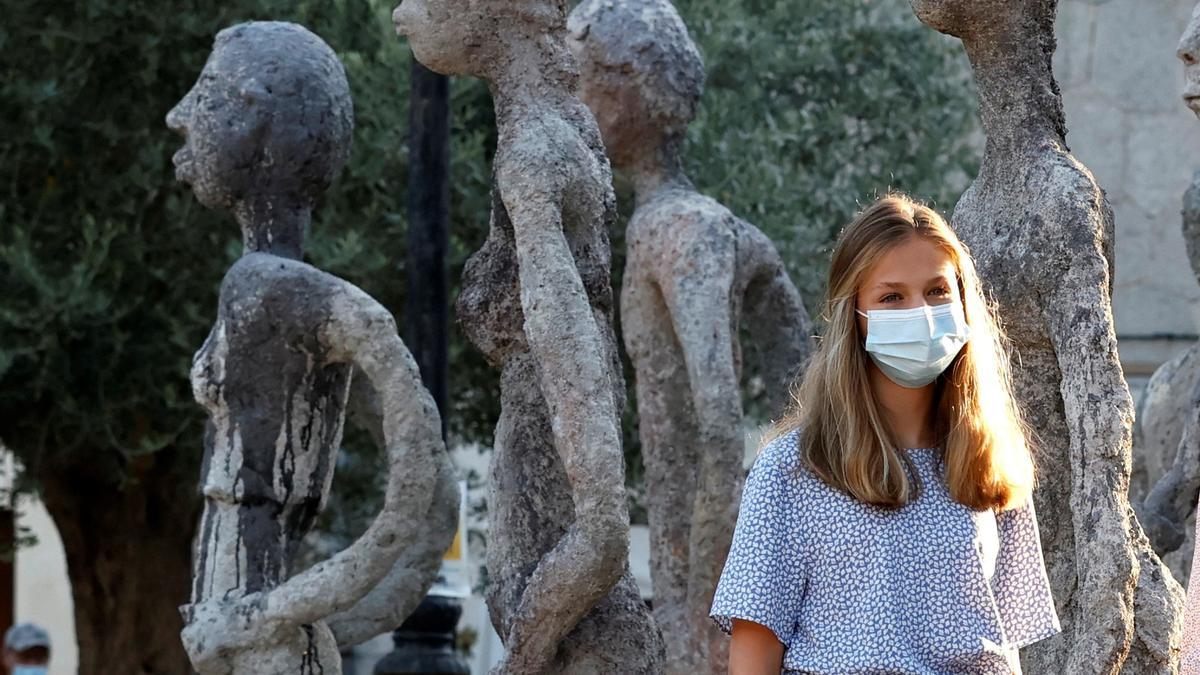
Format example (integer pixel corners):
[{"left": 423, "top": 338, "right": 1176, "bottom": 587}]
[
  {"left": 1135, "top": 344, "right": 1200, "bottom": 510},
  {"left": 906, "top": 1, "right": 1184, "bottom": 671},
  {"left": 167, "top": 21, "right": 458, "bottom": 674},
  {"left": 392, "top": 1, "right": 665, "bottom": 673},
  {"left": 566, "top": 1, "right": 814, "bottom": 671},
  {"left": 1139, "top": 2, "right": 1200, "bottom": 579}
]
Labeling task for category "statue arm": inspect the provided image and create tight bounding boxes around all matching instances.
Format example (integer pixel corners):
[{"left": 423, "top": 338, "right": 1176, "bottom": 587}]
[
  {"left": 659, "top": 231, "right": 746, "bottom": 624},
  {"left": 327, "top": 443, "right": 459, "bottom": 647},
  {"left": 259, "top": 283, "right": 443, "bottom": 627},
  {"left": 489, "top": 158, "right": 630, "bottom": 675},
  {"left": 1041, "top": 235, "right": 1137, "bottom": 668},
  {"left": 741, "top": 243, "right": 815, "bottom": 417}
]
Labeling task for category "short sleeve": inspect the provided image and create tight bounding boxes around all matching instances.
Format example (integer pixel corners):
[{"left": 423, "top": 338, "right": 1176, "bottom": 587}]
[
  {"left": 708, "top": 439, "right": 806, "bottom": 646},
  {"left": 991, "top": 497, "right": 1062, "bottom": 648}
]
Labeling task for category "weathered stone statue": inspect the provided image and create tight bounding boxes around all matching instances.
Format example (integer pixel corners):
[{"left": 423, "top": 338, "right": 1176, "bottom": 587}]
[
  {"left": 167, "top": 21, "right": 459, "bottom": 674},
  {"left": 1139, "top": 170, "right": 1200, "bottom": 566},
  {"left": 1135, "top": 342, "right": 1200, "bottom": 510},
  {"left": 565, "top": 1, "right": 814, "bottom": 671},
  {"left": 1139, "top": 2, "right": 1200, "bottom": 579},
  {"left": 392, "top": 1, "right": 665, "bottom": 673},
  {"left": 905, "top": 1, "right": 1184, "bottom": 671}
]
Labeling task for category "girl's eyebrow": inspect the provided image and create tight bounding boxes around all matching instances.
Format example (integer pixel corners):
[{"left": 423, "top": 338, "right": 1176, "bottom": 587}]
[{"left": 872, "top": 275, "right": 952, "bottom": 290}]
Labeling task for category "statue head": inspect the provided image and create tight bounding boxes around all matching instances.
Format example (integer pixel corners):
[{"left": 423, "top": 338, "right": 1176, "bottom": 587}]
[
  {"left": 166, "top": 22, "right": 353, "bottom": 214},
  {"left": 1180, "top": 2, "right": 1200, "bottom": 117},
  {"left": 393, "top": 0, "right": 569, "bottom": 78},
  {"left": 907, "top": 0, "right": 1056, "bottom": 41},
  {"left": 566, "top": 0, "right": 703, "bottom": 169}
]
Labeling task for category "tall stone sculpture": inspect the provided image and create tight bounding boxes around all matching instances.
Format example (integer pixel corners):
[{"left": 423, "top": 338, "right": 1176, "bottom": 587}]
[
  {"left": 392, "top": 1, "right": 665, "bottom": 673},
  {"left": 1135, "top": 342, "right": 1200, "bottom": 510},
  {"left": 166, "top": 21, "right": 459, "bottom": 674},
  {"left": 1139, "top": 170, "right": 1200, "bottom": 566},
  {"left": 905, "top": 1, "right": 1184, "bottom": 672},
  {"left": 1140, "top": 2, "right": 1200, "bottom": 579},
  {"left": 565, "top": 1, "right": 814, "bottom": 671}
]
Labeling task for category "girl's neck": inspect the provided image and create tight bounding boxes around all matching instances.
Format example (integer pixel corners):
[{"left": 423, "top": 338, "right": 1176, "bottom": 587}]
[{"left": 869, "top": 363, "right": 937, "bottom": 449}]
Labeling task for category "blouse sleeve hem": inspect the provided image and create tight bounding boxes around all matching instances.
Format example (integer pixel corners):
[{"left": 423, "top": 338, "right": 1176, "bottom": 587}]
[
  {"left": 1006, "top": 621, "right": 1062, "bottom": 650},
  {"left": 708, "top": 611, "right": 791, "bottom": 647}
]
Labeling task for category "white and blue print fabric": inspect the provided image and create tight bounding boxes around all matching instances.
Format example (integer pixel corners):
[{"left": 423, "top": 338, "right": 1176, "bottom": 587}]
[{"left": 709, "top": 428, "right": 1060, "bottom": 674}]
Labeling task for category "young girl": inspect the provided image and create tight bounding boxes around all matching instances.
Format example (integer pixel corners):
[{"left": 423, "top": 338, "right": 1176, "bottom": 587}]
[{"left": 710, "top": 194, "right": 1060, "bottom": 674}]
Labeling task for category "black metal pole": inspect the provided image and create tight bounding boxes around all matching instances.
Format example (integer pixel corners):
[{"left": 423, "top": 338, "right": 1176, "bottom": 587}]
[
  {"left": 375, "top": 57, "right": 468, "bottom": 675},
  {"left": 403, "top": 58, "right": 451, "bottom": 437}
]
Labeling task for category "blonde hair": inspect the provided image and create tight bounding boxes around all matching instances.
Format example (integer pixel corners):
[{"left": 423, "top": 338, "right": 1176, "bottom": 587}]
[{"left": 770, "top": 193, "right": 1035, "bottom": 511}]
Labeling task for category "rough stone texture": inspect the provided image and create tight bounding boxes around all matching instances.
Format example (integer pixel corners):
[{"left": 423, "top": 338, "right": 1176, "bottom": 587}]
[
  {"left": 1139, "top": 170, "right": 1200, "bottom": 582},
  {"left": 566, "top": 2, "right": 814, "bottom": 672},
  {"left": 1136, "top": 336, "right": 1200, "bottom": 580},
  {"left": 393, "top": 1, "right": 666, "bottom": 673},
  {"left": 1135, "top": 342, "right": 1200, "bottom": 504},
  {"left": 1057, "top": 0, "right": 1200, "bottom": 584},
  {"left": 167, "top": 22, "right": 458, "bottom": 674},
  {"left": 1053, "top": 0, "right": 1200, "bottom": 358},
  {"left": 907, "top": 2, "right": 1184, "bottom": 672},
  {"left": 1138, "top": 7, "right": 1200, "bottom": 589}
]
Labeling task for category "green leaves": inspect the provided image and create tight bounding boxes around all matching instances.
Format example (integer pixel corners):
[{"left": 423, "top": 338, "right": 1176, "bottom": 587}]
[
  {"left": 676, "top": 0, "right": 978, "bottom": 306},
  {"left": 0, "top": 0, "right": 440, "bottom": 482},
  {"left": 0, "top": 0, "right": 976, "bottom": 508}
]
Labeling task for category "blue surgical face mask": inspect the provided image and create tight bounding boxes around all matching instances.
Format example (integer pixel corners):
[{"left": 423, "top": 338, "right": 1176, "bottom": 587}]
[
  {"left": 856, "top": 302, "right": 970, "bottom": 388},
  {"left": 12, "top": 666, "right": 48, "bottom": 675}
]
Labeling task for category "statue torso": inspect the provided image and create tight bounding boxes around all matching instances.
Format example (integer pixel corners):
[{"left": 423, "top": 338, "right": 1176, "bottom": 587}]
[{"left": 190, "top": 254, "right": 352, "bottom": 603}]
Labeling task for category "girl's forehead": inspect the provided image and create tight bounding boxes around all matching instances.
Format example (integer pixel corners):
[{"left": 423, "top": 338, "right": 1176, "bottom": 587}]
[{"left": 862, "top": 238, "right": 957, "bottom": 283}]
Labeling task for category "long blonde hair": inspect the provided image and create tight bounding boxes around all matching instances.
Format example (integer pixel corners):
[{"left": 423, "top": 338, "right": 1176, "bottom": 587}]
[{"left": 771, "top": 194, "right": 1035, "bottom": 511}]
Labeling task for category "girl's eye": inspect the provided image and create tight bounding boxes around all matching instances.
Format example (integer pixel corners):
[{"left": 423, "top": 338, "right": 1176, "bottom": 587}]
[
  {"left": 881, "top": 293, "right": 901, "bottom": 303},
  {"left": 929, "top": 287, "right": 950, "bottom": 297}
]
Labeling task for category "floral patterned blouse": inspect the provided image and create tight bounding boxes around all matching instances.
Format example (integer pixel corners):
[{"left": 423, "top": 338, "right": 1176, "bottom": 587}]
[{"left": 709, "top": 428, "right": 1060, "bottom": 674}]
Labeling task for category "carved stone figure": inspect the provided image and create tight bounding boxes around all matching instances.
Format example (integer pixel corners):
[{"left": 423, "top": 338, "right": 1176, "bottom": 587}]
[
  {"left": 1139, "top": 171, "right": 1200, "bottom": 568},
  {"left": 906, "top": 1, "right": 1184, "bottom": 671},
  {"left": 1139, "top": 2, "right": 1200, "bottom": 580},
  {"left": 565, "top": 1, "right": 814, "bottom": 671},
  {"left": 1135, "top": 344, "right": 1200, "bottom": 510},
  {"left": 167, "top": 21, "right": 458, "bottom": 674},
  {"left": 392, "top": 1, "right": 665, "bottom": 673}
]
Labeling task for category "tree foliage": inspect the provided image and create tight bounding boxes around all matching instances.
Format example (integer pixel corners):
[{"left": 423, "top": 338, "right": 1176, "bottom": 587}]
[
  {"left": 0, "top": 0, "right": 496, "bottom": 487},
  {"left": 613, "top": 0, "right": 979, "bottom": 502},
  {"left": 675, "top": 0, "right": 977, "bottom": 305},
  {"left": 0, "top": 0, "right": 975, "bottom": 634}
]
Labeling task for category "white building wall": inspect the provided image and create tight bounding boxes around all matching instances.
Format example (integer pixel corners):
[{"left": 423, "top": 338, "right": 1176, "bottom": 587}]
[{"left": 14, "top": 498, "right": 78, "bottom": 675}]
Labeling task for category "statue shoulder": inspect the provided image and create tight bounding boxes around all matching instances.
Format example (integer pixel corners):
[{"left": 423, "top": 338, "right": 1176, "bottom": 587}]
[{"left": 219, "top": 253, "right": 384, "bottom": 335}]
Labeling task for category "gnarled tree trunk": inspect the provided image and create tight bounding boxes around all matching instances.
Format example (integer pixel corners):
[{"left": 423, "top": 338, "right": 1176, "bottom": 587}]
[{"left": 41, "top": 456, "right": 198, "bottom": 675}]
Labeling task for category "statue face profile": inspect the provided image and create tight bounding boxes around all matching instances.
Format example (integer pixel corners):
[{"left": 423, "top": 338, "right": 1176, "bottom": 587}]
[
  {"left": 906, "top": 0, "right": 973, "bottom": 35},
  {"left": 166, "top": 22, "right": 353, "bottom": 214},
  {"left": 394, "top": 0, "right": 570, "bottom": 78},
  {"left": 392, "top": 0, "right": 480, "bottom": 76},
  {"left": 567, "top": 38, "right": 650, "bottom": 168},
  {"left": 907, "top": 0, "right": 1046, "bottom": 37},
  {"left": 1181, "top": 3, "right": 1200, "bottom": 117},
  {"left": 567, "top": 0, "right": 703, "bottom": 168},
  {"left": 166, "top": 43, "right": 264, "bottom": 211}
]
